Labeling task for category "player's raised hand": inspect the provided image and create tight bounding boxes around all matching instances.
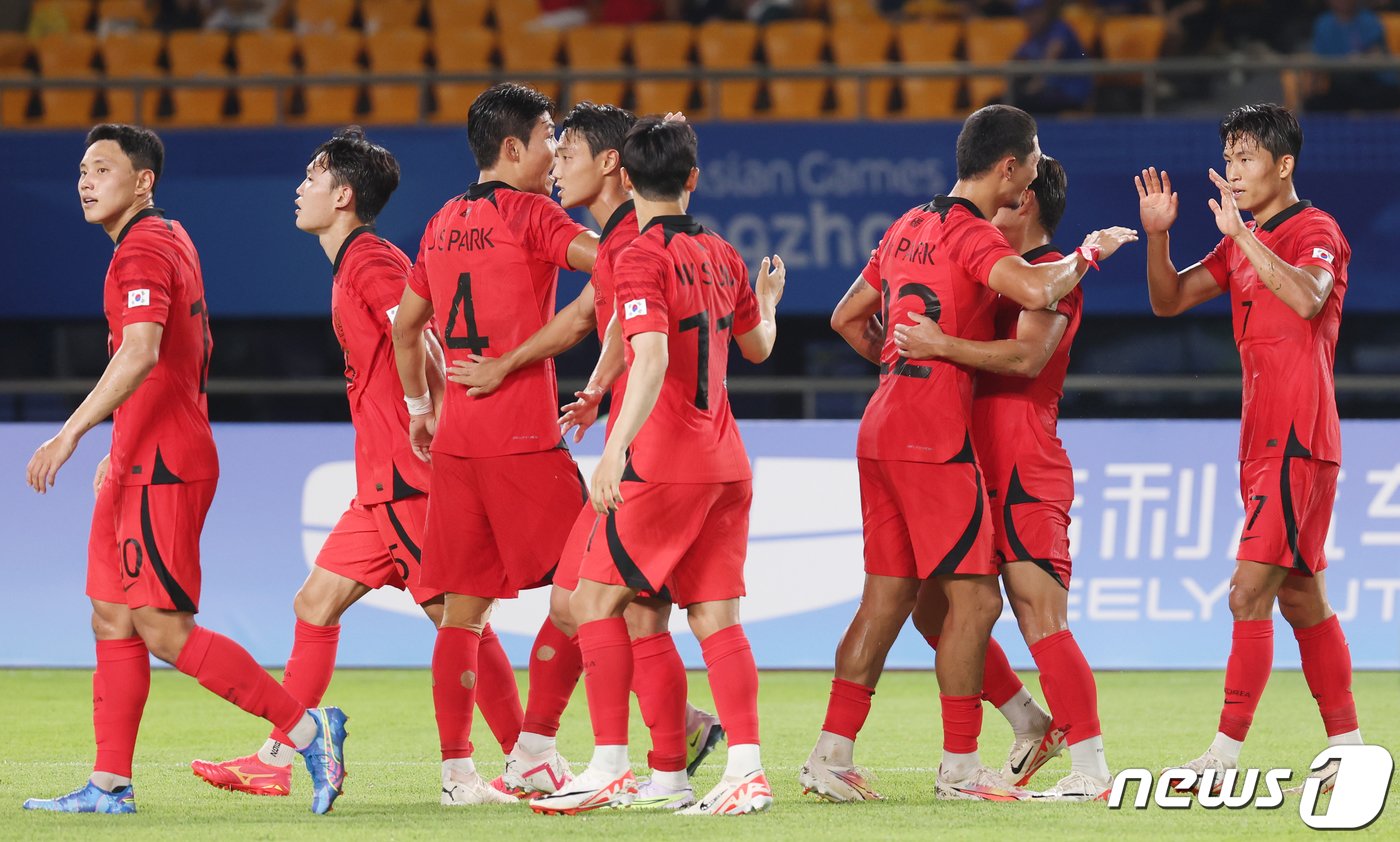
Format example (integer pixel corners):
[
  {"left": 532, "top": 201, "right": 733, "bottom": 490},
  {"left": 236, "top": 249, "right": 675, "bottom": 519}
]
[
  {"left": 893, "top": 312, "right": 945, "bottom": 359},
  {"left": 1081, "top": 226, "right": 1140, "bottom": 261},
  {"left": 590, "top": 448, "right": 626, "bottom": 514},
  {"left": 1207, "top": 168, "right": 1247, "bottom": 239},
  {"left": 26, "top": 430, "right": 78, "bottom": 494},
  {"left": 662, "top": 111, "right": 688, "bottom": 124},
  {"left": 756, "top": 255, "right": 786, "bottom": 306},
  {"left": 1136, "top": 167, "right": 1178, "bottom": 235},
  {"left": 408, "top": 413, "right": 434, "bottom": 463},
  {"left": 560, "top": 385, "right": 604, "bottom": 443},
  {"left": 92, "top": 453, "right": 109, "bottom": 498},
  {"left": 448, "top": 354, "right": 506, "bottom": 397}
]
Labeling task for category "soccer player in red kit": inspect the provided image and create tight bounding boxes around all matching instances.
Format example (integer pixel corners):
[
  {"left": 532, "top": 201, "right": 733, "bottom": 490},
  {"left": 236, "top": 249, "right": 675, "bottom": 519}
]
[
  {"left": 190, "top": 128, "right": 524, "bottom": 796},
  {"left": 816, "top": 105, "right": 1135, "bottom": 801},
  {"left": 531, "top": 117, "right": 785, "bottom": 816},
  {"left": 1139, "top": 103, "right": 1360, "bottom": 795},
  {"left": 391, "top": 83, "right": 599, "bottom": 805},
  {"left": 23, "top": 124, "right": 346, "bottom": 815}
]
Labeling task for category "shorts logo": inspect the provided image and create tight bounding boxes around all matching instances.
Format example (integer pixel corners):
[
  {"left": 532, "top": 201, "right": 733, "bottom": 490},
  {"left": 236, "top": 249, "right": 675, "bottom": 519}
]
[
  {"left": 128, "top": 289, "right": 150, "bottom": 308},
  {"left": 385, "top": 305, "right": 399, "bottom": 324},
  {"left": 1312, "top": 247, "right": 1334, "bottom": 264},
  {"left": 624, "top": 299, "right": 647, "bottom": 319}
]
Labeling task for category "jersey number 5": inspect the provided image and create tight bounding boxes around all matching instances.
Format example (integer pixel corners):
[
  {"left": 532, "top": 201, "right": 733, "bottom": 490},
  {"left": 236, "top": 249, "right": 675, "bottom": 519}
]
[
  {"left": 679, "top": 309, "right": 735, "bottom": 410},
  {"left": 445, "top": 272, "right": 491, "bottom": 355}
]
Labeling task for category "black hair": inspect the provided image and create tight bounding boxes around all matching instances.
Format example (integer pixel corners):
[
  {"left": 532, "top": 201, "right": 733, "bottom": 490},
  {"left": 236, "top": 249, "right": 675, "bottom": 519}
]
[
  {"left": 85, "top": 123, "right": 164, "bottom": 187},
  {"left": 1219, "top": 102, "right": 1303, "bottom": 164},
  {"left": 560, "top": 101, "right": 637, "bottom": 157},
  {"left": 466, "top": 82, "right": 555, "bottom": 170},
  {"left": 311, "top": 126, "right": 400, "bottom": 224},
  {"left": 620, "top": 116, "right": 697, "bottom": 201},
  {"left": 954, "top": 104, "right": 1038, "bottom": 181},
  {"left": 1029, "top": 154, "right": 1067, "bottom": 237}
]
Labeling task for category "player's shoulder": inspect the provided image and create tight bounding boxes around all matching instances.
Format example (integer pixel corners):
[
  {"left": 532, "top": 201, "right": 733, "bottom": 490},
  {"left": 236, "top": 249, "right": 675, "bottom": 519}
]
[
  {"left": 599, "top": 202, "right": 641, "bottom": 249},
  {"left": 1295, "top": 203, "right": 1345, "bottom": 236},
  {"left": 339, "top": 228, "right": 409, "bottom": 276}
]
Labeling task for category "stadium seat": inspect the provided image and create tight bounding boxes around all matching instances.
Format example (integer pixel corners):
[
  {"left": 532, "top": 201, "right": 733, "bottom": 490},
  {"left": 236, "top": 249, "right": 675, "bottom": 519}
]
[
  {"left": 901, "top": 0, "right": 960, "bottom": 19},
  {"left": 0, "top": 31, "right": 30, "bottom": 68},
  {"left": 292, "top": 0, "right": 356, "bottom": 33},
  {"left": 1099, "top": 15, "right": 1164, "bottom": 89},
  {"left": 298, "top": 29, "right": 364, "bottom": 125},
  {"left": 365, "top": 26, "right": 429, "bottom": 124},
  {"left": 762, "top": 20, "right": 828, "bottom": 119},
  {"left": 563, "top": 25, "right": 628, "bottom": 110},
  {"left": 631, "top": 21, "right": 694, "bottom": 115},
  {"left": 895, "top": 20, "right": 961, "bottom": 118},
  {"left": 827, "top": 0, "right": 880, "bottom": 21},
  {"left": 34, "top": 32, "right": 99, "bottom": 127},
  {"left": 965, "top": 17, "right": 1025, "bottom": 107},
  {"left": 361, "top": 0, "right": 424, "bottom": 34},
  {"left": 232, "top": 29, "right": 298, "bottom": 125},
  {"left": 95, "top": 0, "right": 152, "bottom": 31},
  {"left": 29, "top": 0, "right": 93, "bottom": 34},
  {"left": 696, "top": 20, "right": 760, "bottom": 120},
  {"left": 831, "top": 17, "right": 893, "bottom": 118},
  {"left": 492, "top": 0, "right": 540, "bottom": 32},
  {"left": 429, "top": 0, "right": 490, "bottom": 29},
  {"left": 100, "top": 30, "right": 163, "bottom": 125},
  {"left": 165, "top": 30, "right": 231, "bottom": 126},
  {"left": 499, "top": 27, "right": 561, "bottom": 103},
  {"left": 1383, "top": 12, "right": 1400, "bottom": 56},
  {"left": 1061, "top": 2, "right": 1100, "bottom": 54},
  {"left": 0, "top": 69, "right": 36, "bottom": 127},
  {"left": 431, "top": 27, "right": 494, "bottom": 124}
]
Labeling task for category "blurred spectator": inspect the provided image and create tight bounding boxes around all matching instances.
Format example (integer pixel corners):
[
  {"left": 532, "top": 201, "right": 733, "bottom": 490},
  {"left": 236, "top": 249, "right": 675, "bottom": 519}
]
[
  {"left": 205, "top": 0, "right": 284, "bottom": 32},
  {"left": 745, "top": 0, "right": 799, "bottom": 22},
  {"left": 27, "top": 1, "right": 79, "bottom": 37},
  {"left": 594, "top": 0, "right": 664, "bottom": 23},
  {"left": 533, "top": 0, "right": 590, "bottom": 28},
  {"left": 1010, "top": 0, "right": 1092, "bottom": 112},
  {"left": 1306, "top": 0, "right": 1400, "bottom": 110},
  {"left": 960, "top": 0, "right": 1019, "bottom": 15},
  {"left": 157, "top": 0, "right": 207, "bottom": 31}
]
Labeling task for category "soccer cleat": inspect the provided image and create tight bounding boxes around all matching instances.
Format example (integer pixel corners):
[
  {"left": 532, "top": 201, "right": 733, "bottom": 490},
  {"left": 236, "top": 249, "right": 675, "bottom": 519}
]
[
  {"left": 799, "top": 748, "right": 883, "bottom": 802},
  {"left": 486, "top": 774, "right": 533, "bottom": 801},
  {"left": 1284, "top": 758, "right": 1339, "bottom": 797},
  {"left": 22, "top": 781, "right": 136, "bottom": 814},
  {"left": 1029, "top": 770, "right": 1112, "bottom": 802},
  {"left": 190, "top": 753, "right": 292, "bottom": 796},
  {"left": 685, "top": 707, "right": 727, "bottom": 776},
  {"left": 680, "top": 769, "right": 774, "bottom": 815},
  {"left": 297, "top": 707, "right": 348, "bottom": 814},
  {"left": 628, "top": 777, "right": 696, "bottom": 810},
  {"left": 443, "top": 769, "right": 518, "bottom": 806},
  {"left": 1164, "top": 748, "right": 1234, "bottom": 796},
  {"left": 530, "top": 767, "right": 638, "bottom": 815},
  {"left": 499, "top": 743, "right": 574, "bottom": 796},
  {"left": 1002, "top": 726, "right": 1067, "bottom": 787},
  {"left": 936, "top": 765, "right": 1032, "bottom": 801}
]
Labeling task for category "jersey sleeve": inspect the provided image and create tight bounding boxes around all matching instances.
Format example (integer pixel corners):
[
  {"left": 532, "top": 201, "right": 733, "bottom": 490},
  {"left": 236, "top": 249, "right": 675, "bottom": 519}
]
[
  {"left": 614, "top": 244, "right": 670, "bottom": 339},
  {"left": 516, "top": 193, "right": 589, "bottom": 270},
  {"left": 405, "top": 218, "right": 435, "bottom": 301},
  {"left": 1288, "top": 216, "right": 1346, "bottom": 275},
  {"left": 730, "top": 251, "right": 761, "bottom": 336},
  {"left": 1054, "top": 284, "right": 1082, "bottom": 320},
  {"left": 1199, "top": 235, "right": 1233, "bottom": 290},
  {"left": 861, "top": 219, "right": 900, "bottom": 291},
  {"left": 955, "top": 219, "right": 1020, "bottom": 286},
  {"left": 111, "top": 241, "right": 174, "bottom": 328}
]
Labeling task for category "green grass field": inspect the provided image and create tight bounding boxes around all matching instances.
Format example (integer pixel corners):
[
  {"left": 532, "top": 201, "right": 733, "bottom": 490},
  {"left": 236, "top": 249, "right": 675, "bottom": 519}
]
[{"left": 2, "top": 669, "right": 1396, "bottom": 839}]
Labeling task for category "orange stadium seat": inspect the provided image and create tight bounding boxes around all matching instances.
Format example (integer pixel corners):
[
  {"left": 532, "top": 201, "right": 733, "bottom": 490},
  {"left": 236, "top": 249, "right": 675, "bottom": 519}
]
[
  {"left": 0, "top": 31, "right": 30, "bottom": 68},
  {"left": 233, "top": 29, "right": 297, "bottom": 125},
  {"left": 1099, "top": 15, "right": 1164, "bottom": 90},
  {"left": 895, "top": 20, "right": 961, "bottom": 118},
  {"left": 96, "top": 0, "right": 153, "bottom": 30},
  {"left": 30, "top": 0, "right": 93, "bottom": 34},
  {"left": 165, "top": 30, "right": 231, "bottom": 126},
  {"left": 298, "top": 29, "right": 364, "bottom": 125},
  {"left": 1061, "top": 3, "right": 1100, "bottom": 54},
  {"left": 965, "top": 16, "right": 1025, "bottom": 107},
  {"left": 365, "top": 26, "right": 429, "bottom": 124},
  {"left": 827, "top": 0, "right": 880, "bottom": 21},
  {"left": 293, "top": 0, "right": 356, "bottom": 32},
  {"left": 1383, "top": 12, "right": 1400, "bottom": 55},
  {"left": 564, "top": 25, "right": 629, "bottom": 109},
  {"left": 499, "top": 27, "right": 561, "bottom": 103},
  {"left": 429, "top": 0, "right": 490, "bottom": 29},
  {"left": 763, "top": 20, "right": 829, "bottom": 119},
  {"left": 696, "top": 20, "right": 759, "bottom": 120},
  {"left": 492, "top": 0, "right": 540, "bottom": 32},
  {"left": 34, "top": 32, "right": 99, "bottom": 127},
  {"left": 100, "top": 30, "right": 164, "bottom": 124},
  {"left": 831, "top": 17, "right": 893, "bottom": 118},
  {"left": 631, "top": 21, "right": 694, "bottom": 115},
  {"left": 431, "top": 27, "right": 494, "bottom": 124},
  {"left": 0, "top": 69, "right": 35, "bottom": 127},
  {"left": 361, "top": 0, "right": 424, "bottom": 33}
]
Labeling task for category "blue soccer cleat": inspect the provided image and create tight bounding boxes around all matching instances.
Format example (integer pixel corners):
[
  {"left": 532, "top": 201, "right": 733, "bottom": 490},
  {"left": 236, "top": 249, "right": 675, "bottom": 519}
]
[
  {"left": 22, "top": 781, "right": 136, "bottom": 814},
  {"left": 297, "top": 707, "right": 348, "bottom": 814}
]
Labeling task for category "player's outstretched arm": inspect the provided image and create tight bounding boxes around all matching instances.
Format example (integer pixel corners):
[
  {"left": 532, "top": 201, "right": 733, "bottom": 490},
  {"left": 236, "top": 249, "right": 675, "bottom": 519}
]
[
  {"left": 449, "top": 282, "right": 598, "bottom": 397},
  {"left": 988, "top": 227, "right": 1138, "bottom": 312},
  {"left": 894, "top": 307, "right": 1069, "bottom": 378},
  {"left": 561, "top": 313, "right": 625, "bottom": 443},
  {"left": 26, "top": 322, "right": 161, "bottom": 493},
  {"left": 830, "top": 275, "right": 884, "bottom": 365},
  {"left": 1138, "top": 167, "right": 1222, "bottom": 316},
  {"left": 590, "top": 331, "right": 667, "bottom": 514},
  {"left": 391, "top": 287, "right": 436, "bottom": 461},
  {"left": 566, "top": 230, "right": 600, "bottom": 274},
  {"left": 736, "top": 255, "right": 785, "bottom": 363}
]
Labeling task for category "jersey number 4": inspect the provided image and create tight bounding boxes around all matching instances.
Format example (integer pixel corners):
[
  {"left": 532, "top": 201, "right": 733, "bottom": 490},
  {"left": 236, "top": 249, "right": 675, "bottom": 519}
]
[
  {"left": 445, "top": 272, "right": 490, "bottom": 355},
  {"left": 679, "top": 309, "right": 735, "bottom": 410}
]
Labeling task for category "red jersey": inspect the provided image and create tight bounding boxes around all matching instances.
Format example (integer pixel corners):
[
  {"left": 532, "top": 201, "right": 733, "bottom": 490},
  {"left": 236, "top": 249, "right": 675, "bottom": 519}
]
[
  {"left": 331, "top": 226, "right": 431, "bottom": 504},
  {"left": 613, "top": 215, "right": 761, "bottom": 483},
  {"left": 103, "top": 208, "right": 218, "bottom": 485},
  {"left": 592, "top": 201, "right": 639, "bottom": 436},
  {"left": 1199, "top": 201, "right": 1348, "bottom": 463},
  {"left": 972, "top": 245, "right": 1081, "bottom": 504},
  {"left": 857, "top": 195, "right": 1020, "bottom": 464},
  {"left": 406, "top": 181, "right": 587, "bottom": 458}
]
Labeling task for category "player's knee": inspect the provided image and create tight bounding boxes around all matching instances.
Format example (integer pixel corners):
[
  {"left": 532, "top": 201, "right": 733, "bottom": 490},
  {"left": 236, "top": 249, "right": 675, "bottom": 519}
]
[
  {"left": 1277, "top": 587, "right": 1330, "bottom": 628},
  {"left": 624, "top": 605, "right": 669, "bottom": 639},
  {"left": 910, "top": 608, "right": 943, "bottom": 640},
  {"left": 1227, "top": 584, "right": 1274, "bottom": 620},
  {"left": 90, "top": 607, "right": 135, "bottom": 640},
  {"left": 292, "top": 587, "right": 335, "bottom": 626},
  {"left": 548, "top": 605, "right": 577, "bottom": 637}
]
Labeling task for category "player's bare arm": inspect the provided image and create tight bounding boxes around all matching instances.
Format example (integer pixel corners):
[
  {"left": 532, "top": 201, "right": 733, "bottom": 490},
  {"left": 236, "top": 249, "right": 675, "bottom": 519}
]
[
  {"left": 735, "top": 255, "right": 786, "bottom": 363},
  {"left": 560, "top": 313, "right": 625, "bottom": 442},
  {"left": 26, "top": 321, "right": 162, "bottom": 493},
  {"left": 1137, "top": 166, "right": 1223, "bottom": 316},
  {"left": 590, "top": 331, "right": 667, "bottom": 514},
  {"left": 390, "top": 286, "right": 435, "bottom": 461},
  {"left": 894, "top": 307, "right": 1068, "bottom": 378},
  {"left": 987, "top": 226, "right": 1138, "bottom": 312},
  {"left": 450, "top": 281, "right": 598, "bottom": 397},
  {"left": 830, "top": 276, "right": 884, "bottom": 365},
  {"left": 1206, "top": 168, "right": 1335, "bottom": 319},
  {"left": 423, "top": 328, "right": 446, "bottom": 412},
  {"left": 566, "top": 229, "right": 600, "bottom": 273}
]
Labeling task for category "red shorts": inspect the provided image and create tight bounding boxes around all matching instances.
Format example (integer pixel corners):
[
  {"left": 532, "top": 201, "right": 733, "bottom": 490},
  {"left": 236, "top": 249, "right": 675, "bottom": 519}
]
[
  {"left": 315, "top": 494, "right": 442, "bottom": 604},
  {"left": 1238, "top": 456, "right": 1338, "bottom": 576},
  {"left": 993, "top": 499, "right": 1072, "bottom": 588},
  {"left": 86, "top": 477, "right": 216, "bottom": 612},
  {"left": 579, "top": 480, "right": 751, "bottom": 608},
  {"left": 552, "top": 503, "right": 595, "bottom": 593},
  {"left": 420, "top": 448, "right": 587, "bottom": 599},
  {"left": 860, "top": 457, "right": 995, "bottom": 579}
]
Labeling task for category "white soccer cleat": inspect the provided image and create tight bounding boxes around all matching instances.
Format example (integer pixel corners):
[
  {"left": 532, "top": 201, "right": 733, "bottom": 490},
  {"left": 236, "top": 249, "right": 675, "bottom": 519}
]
[
  {"left": 1002, "top": 726, "right": 1067, "bottom": 787},
  {"left": 497, "top": 744, "right": 574, "bottom": 797},
  {"left": 680, "top": 768, "right": 774, "bottom": 815},
  {"left": 1029, "top": 770, "right": 1112, "bottom": 802},
  {"left": 1284, "top": 758, "right": 1339, "bottom": 797},
  {"left": 936, "top": 765, "right": 1032, "bottom": 801},
  {"left": 530, "top": 767, "right": 637, "bottom": 815},
  {"left": 799, "top": 748, "right": 883, "bottom": 802},
  {"left": 628, "top": 777, "right": 696, "bottom": 810},
  {"left": 1164, "top": 748, "right": 1235, "bottom": 796},
  {"left": 441, "top": 769, "right": 517, "bottom": 806}
]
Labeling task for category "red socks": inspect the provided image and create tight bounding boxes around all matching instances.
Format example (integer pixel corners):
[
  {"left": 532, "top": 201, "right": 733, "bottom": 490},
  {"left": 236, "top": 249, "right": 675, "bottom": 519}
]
[
  {"left": 924, "top": 634, "right": 1025, "bottom": 708},
  {"left": 821, "top": 677, "right": 875, "bottom": 741},
  {"left": 522, "top": 618, "right": 583, "bottom": 739},
  {"left": 270, "top": 619, "right": 340, "bottom": 744},
  {"left": 475, "top": 623, "right": 524, "bottom": 754},
  {"left": 700, "top": 625, "right": 760, "bottom": 746},
  {"left": 1295, "top": 615, "right": 1359, "bottom": 737},
  {"left": 432, "top": 626, "right": 480, "bottom": 760},
  {"left": 578, "top": 617, "right": 633, "bottom": 745},
  {"left": 1029, "top": 630, "right": 1101, "bottom": 743},
  {"left": 631, "top": 632, "right": 688, "bottom": 773},
  {"left": 1218, "top": 619, "right": 1273, "bottom": 741},
  {"left": 940, "top": 693, "right": 982, "bottom": 753},
  {"left": 175, "top": 626, "right": 305, "bottom": 738},
  {"left": 93, "top": 637, "right": 150, "bottom": 778}
]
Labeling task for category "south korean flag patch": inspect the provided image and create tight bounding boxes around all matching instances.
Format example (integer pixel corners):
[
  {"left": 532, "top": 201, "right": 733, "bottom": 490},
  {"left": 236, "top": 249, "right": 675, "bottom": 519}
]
[
  {"left": 1312, "top": 247, "right": 1335, "bottom": 264},
  {"left": 624, "top": 298, "right": 647, "bottom": 320},
  {"left": 127, "top": 288, "right": 150, "bottom": 308}
]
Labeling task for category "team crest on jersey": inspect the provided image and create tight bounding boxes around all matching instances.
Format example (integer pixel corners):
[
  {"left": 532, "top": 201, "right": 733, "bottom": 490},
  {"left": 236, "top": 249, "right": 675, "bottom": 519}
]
[
  {"left": 624, "top": 298, "right": 647, "bottom": 319},
  {"left": 1312, "top": 247, "right": 1334, "bottom": 264},
  {"left": 127, "top": 288, "right": 150, "bottom": 307}
]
